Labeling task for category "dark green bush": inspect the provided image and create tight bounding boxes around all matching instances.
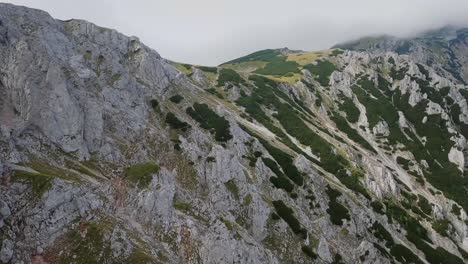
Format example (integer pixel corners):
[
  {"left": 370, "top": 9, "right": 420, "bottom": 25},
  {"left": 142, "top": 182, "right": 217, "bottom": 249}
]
[
  {"left": 197, "top": 66, "right": 218, "bottom": 73},
  {"left": 339, "top": 96, "right": 360, "bottom": 123},
  {"left": 371, "top": 222, "right": 394, "bottom": 247},
  {"left": 169, "top": 95, "right": 184, "bottom": 104},
  {"left": 165, "top": 112, "right": 190, "bottom": 131},
  {"left": 217, "top": 68, "right": 244, "bottom": 86},
  {"left": 326, "top": 186, "right": 351, "bottom": 226},
  {"left": 303, "top": 60, "right": 336, "bottom": 86},
  {"left": 186, "top": 103, "right": 232, "bottom": 142},
  {"left": 272, "top": 200, "right": 307, "bottom": 238},
  {"left": 301, "top": 245, "right": 318, "bottom": 259}
]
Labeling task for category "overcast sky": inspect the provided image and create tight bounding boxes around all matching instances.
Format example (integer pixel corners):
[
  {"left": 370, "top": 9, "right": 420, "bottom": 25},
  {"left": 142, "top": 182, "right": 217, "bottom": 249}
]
[{"left": 4, "top": 0, "right": 468, "bottom": 65}]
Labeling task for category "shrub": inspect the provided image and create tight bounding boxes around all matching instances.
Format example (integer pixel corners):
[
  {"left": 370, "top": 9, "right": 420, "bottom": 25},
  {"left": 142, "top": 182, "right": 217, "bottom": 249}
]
[
  {"left": 165, "top": 112, "right": 190, "bottom": 131},
  {"left": 432, "top": 219, "right": 451, "bottom": 237},
  {"left": 371, "top": 222, "right": 394, "bottom": 247},
  {"left": 197, "top": 66, "right": 218, "bottom": 73},
  {"left": 326, "top": 186, "right": 350, "bottom": 226},
  {"left": 301, "top": 245, "right": 318, "bottom": 259},
  {"left": 339, "top": 96, "right": 360, "bottom": 123},
  {"left": 186, "top": 103, "right": 232, "bottom": 142},
  {"left": 303, "top": 60, "right": 336, "bottom": 86},
  {"left": 272, "top": 200, "right": 307, "bottom": 238},
  {"left": 217, "top": 68, "right": 244, "bottom": 86},
  {"left": 169, "top": 95, "right": 184, "bottom": 104},
  {"left": 150, "top": 99, "right": 159, "bottom": 111},
  {"left": 371, "top": 201, "right": 385, "bottom": 215},
  {"left": 390, "top": 244, "right": 424, "bottom": 264}
]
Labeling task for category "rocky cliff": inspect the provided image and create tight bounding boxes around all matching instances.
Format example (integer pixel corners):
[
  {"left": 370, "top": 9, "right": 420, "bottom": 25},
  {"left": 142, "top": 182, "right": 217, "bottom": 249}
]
[{"left": 0, "top": 4, "right": 467, "bottom": 264}]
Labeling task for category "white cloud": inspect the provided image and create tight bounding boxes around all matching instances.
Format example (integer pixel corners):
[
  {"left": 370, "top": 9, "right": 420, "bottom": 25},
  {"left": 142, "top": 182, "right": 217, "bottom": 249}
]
[{"left": 3, "top": 0, "right": 468, "bottom": 65}]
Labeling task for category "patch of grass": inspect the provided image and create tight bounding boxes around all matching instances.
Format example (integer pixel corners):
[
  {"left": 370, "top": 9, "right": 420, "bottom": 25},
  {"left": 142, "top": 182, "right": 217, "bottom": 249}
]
[
  {"left": 303, "top": 60, "right": 336, "bottom": 86},
  {"left": 186, "top": 103, "right": 232, "bottom": 142},
  {"left": 272, "top": 200, "right": 307, "bottom": 239},
  {"left": 12, "top": 170, "right": 53, "bottom": 198},
  {"left": 124, "top": 162, "right": 159, "bottom": 188},
  {"left": 254, "top": 60, "right": 300, "bottom": 76},
  {"left": 169, "top": 95, "right": 184, "bottom": 104},
  {"left": 224, "top": 179, "right": 240, "bottom": 200},
  {"left": 326, "top": 186, "right": 350, "bottom": 226},
  {"left": 110, "top": 73, "right": 121, "bottom": 85},
  {"left": 173, "top": 201, "right": 191, "bottom": 212}
]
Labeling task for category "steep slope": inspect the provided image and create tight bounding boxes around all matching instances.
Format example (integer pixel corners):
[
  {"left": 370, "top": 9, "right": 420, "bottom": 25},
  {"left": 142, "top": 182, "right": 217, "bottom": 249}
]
[{"left": 0, "top": 4, "right": 468, "bottom": 264}]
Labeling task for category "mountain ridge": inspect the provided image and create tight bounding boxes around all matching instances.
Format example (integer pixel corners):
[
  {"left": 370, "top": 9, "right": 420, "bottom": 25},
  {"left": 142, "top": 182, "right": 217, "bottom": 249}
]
[{"left": 0, "top": 4, "right": 467, "bottom": 264}]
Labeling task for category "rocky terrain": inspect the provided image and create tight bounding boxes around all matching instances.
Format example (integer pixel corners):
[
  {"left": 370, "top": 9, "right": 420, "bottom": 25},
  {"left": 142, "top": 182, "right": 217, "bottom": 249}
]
[{"left": 0, "top": 3, "right": 468, "bottom": 264}]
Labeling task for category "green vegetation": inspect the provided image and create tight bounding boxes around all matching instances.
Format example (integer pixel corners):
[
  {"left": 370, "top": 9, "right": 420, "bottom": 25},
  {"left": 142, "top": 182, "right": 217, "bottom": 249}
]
[
  {"left": 417, "top": 195, "right": 432, "bottom": 215},
  {"left": 165, "top": 112, "right": 190, "bottom": 131},
  {"left": 173, "top": 201, "right": 192, "bottom": 212},
  {"left": 371, "top": 222, "right": 394, "bottom": 247},
  {"left": 222, "top": 49, "right": 282, "bottom": 65},
  {"left": 385, "top": 201, "right": 463, "bottom": 264},
  {"left": 217, "top": 68, "right": 244, "bottom": 86},
  {"left": 12, "top": 170, "right": 53, "bottom": 197},
  {"left": 239, "top": 75, "right": 368, "bottom": 197},
  {"left": 393, "top": 87, "right": 468, "bottom": 211},
  {"left": 303, "top": 60, "right": 336, "bottom": 86},
  {"left": 124, "top": 162, "right": 159, "bottom": 188},
  {"left": 272, "top": 200, "right": 307, "bottom": 238},
  {"left": 432, "top": 219, "right": 451, "bottom": 237},
  {"left": 224, "top": 179, "right": 240, "bottom": 200},
  {"left": 197, "top": 66, "right": 218, "bottom": 73},
  {"left": 338, "top": 96, "right": 360, "bottom": 123},
  {"left": 186, "top": 103, "right": 232, "bottom": 142},
  {"left": 330, "top": 112, "right": 375, "bottom": 152},
  {"left": 396, "top": 156, "right": 411, "bottom": 170},
  {"left": 263, "top": 157, "right": 294, "bottom": 192},
  {"left": 371, "top": 201, "right": 385, "bottom": 215},
  {"left": 169, "top": 94, "right": 184, "bottom": 104},
  {"left": 326, "top": 186, "right": 350, "bottom": 226},
  {"left": 301, "top": 245, "right": 318, "bottom": 259},
  {"left": 390, "top": 244, "right": 424, "bottom": 264},
  {"left": 150, "top": 99, "right": 159, "bottom": 112}
]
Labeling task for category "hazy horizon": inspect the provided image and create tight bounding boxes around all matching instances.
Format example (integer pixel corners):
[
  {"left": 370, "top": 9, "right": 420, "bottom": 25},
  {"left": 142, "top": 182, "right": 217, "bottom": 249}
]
[{"left": 3, "top": 0, "right": 468, "bottom": 66}]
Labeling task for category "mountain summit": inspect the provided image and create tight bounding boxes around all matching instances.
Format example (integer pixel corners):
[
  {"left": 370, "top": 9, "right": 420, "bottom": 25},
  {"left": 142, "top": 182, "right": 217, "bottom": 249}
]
[{"left": 0, "top": 4, "right": 467, "bottom": 264}]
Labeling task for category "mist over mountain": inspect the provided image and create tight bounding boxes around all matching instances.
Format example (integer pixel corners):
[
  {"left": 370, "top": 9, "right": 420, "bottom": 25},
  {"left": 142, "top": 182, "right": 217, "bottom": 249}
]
[{"left": 0, "top": 3, "right": 468, "bottom": 264}]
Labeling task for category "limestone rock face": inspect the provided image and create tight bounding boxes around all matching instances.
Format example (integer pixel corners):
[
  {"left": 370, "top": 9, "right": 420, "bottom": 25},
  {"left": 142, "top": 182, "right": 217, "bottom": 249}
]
[{"left": 1, "top": 4, "right": 468, "bottom": 264}]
